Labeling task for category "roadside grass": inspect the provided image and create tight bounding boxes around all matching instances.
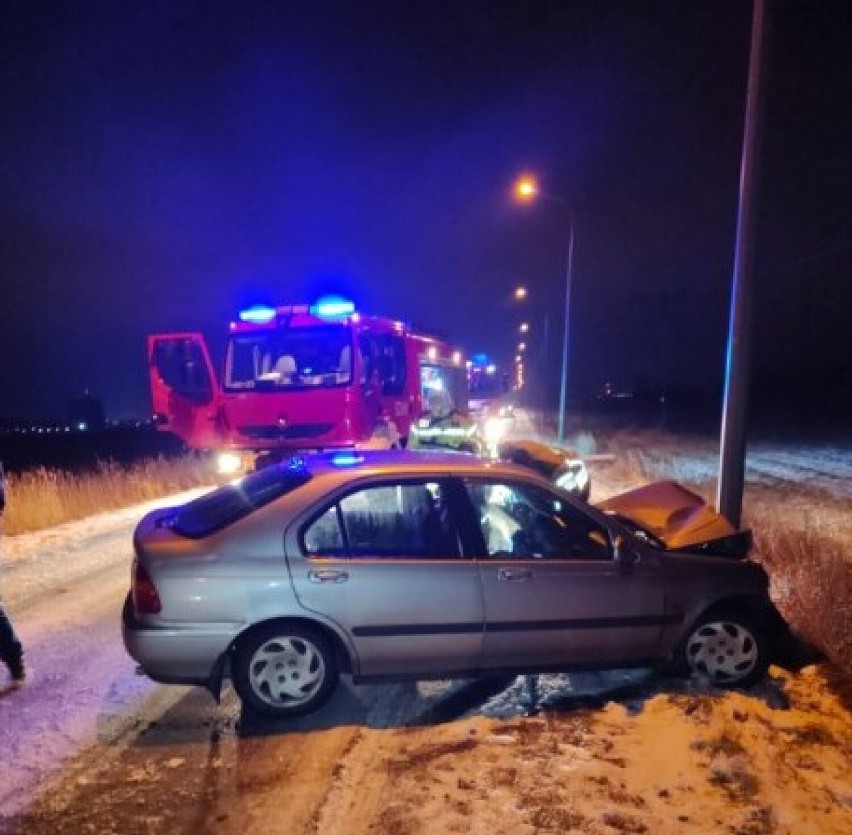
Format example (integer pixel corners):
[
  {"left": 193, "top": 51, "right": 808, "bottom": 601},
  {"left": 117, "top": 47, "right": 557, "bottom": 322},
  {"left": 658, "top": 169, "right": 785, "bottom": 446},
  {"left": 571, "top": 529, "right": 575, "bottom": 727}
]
[
  {"left": 596, "top": 429, "right": 852, "bottom": 676},
  {"left": 2, "top": 456, "right": 218, "bottom": 535}
]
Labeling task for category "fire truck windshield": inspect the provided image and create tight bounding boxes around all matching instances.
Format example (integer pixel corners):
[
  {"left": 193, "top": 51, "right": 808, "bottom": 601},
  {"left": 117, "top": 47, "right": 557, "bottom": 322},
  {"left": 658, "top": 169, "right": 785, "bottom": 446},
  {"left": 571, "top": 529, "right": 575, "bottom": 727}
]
[{"left": 224, "top": 324, "right": 354, "bottom": 391}]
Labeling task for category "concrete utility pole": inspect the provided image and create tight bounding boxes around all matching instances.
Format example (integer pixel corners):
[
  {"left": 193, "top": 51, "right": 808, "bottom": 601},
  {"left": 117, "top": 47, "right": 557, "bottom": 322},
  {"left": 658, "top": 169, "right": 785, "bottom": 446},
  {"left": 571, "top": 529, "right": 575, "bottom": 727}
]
[
  {"left": 717, "top": 0, "right": 767, "bottom": 526},
  {"left": 557, "top": 210, "right": 575, "bottom": 444}
]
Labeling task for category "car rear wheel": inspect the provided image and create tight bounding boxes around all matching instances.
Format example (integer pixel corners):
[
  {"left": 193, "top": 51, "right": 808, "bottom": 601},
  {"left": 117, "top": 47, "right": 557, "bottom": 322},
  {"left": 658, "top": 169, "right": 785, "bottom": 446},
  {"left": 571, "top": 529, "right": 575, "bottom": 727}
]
[
  {"left": 677, "top": 609, "right": 769, "bottom": 688},
  {"left": 233, "top": 623, "right": 338, "bottom": 717}
]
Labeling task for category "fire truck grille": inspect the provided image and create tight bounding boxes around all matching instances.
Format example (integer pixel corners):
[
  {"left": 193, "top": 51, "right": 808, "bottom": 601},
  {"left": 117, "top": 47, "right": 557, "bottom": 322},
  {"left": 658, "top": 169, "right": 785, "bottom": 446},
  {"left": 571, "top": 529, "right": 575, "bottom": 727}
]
[{"left": 239, "top": 423, "right": 334, "bottom": 440}]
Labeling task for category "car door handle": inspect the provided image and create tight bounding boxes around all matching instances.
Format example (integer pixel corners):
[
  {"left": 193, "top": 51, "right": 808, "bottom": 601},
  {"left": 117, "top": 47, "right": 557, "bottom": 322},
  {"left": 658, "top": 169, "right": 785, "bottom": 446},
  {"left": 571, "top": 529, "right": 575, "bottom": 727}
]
[
  {"left": 497, "top": 567, "right": 532, "bottom": 582},
  {"left": 308, "top": 569, "right": 349, "bottom": 584}
]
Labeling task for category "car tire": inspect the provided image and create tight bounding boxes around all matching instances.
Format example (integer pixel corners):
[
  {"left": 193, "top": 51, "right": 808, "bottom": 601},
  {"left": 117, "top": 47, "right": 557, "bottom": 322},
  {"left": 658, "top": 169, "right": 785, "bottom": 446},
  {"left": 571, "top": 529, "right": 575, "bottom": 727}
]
[
  {"left": 674, "top": 608, "right": 770, "bottom": 688},
  {"left": 233, "top": 623, "right": 338, "bottom": 718}
]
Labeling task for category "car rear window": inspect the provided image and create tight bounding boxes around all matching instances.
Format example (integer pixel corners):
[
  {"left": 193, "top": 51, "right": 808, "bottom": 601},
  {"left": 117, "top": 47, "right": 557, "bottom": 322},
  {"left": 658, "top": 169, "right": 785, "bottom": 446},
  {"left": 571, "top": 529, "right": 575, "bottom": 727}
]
[{"left": 172, "top": 462, "right": 312, "bottom": 538}]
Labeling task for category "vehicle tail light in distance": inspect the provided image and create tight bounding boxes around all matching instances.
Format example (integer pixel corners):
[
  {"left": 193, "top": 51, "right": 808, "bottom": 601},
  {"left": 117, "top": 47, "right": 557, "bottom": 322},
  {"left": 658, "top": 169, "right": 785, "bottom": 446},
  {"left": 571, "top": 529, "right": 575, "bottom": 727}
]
[{"left": 132, "top": 559, "right": 162, "bottom": 614}]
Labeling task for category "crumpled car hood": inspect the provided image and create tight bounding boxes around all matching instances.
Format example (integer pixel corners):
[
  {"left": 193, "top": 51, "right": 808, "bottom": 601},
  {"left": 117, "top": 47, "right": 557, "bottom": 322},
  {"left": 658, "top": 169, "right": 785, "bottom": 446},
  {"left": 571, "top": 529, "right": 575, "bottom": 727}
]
[{"left": 596, "top": 480, "right": 751, "bottom": 556}]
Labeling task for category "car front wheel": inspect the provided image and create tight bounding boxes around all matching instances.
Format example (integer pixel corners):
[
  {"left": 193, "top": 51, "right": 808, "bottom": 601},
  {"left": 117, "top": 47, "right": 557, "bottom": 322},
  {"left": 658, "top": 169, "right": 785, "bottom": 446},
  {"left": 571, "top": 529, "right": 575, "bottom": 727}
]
[
  {"left": 677, "top": 609, "right": 770, "bottom": 688},
  {"left": 233, "top": 623, "right": 338, "bottom": 717}
]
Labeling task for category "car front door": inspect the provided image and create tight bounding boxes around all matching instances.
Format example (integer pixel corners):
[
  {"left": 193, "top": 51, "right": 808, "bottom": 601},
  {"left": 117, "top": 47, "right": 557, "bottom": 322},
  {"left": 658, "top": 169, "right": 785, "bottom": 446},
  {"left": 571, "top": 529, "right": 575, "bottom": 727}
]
[
  {"left": 288, "top": 477, "right": 484, "bottom": 678},
  {"left": 459, "top": 478, "right": 666, "bottom": 671}
]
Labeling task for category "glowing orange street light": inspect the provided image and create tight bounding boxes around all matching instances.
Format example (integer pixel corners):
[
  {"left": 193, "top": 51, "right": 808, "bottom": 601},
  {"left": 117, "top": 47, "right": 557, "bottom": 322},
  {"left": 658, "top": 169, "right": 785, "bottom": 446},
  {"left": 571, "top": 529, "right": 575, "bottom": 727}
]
[
  {"left": 513, "top": 174, "right": 539, "bottom": 202},
  {"left": 514, "top": 285, "right": 527, "bottom": 301}
]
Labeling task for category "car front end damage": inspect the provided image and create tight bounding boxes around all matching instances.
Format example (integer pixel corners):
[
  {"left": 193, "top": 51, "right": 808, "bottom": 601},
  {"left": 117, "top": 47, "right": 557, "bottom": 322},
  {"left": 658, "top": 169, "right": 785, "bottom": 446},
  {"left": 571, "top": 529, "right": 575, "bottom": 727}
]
[{"left": 597, "top": 479, "right": 752, "bottom": 557}]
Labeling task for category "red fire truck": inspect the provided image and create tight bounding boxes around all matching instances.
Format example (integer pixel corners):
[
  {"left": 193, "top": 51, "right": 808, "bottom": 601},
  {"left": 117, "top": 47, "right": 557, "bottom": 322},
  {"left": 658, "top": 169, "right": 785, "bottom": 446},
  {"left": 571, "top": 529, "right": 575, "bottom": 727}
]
[{"left": 148, "top": 296, "right": 469, "bottom": 472}]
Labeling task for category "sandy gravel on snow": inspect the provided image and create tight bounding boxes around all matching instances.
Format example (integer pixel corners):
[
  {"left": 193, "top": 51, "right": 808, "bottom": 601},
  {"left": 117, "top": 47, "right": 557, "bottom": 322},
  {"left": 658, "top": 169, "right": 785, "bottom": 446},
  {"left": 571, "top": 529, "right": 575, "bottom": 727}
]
[{"left": 312, "top": 667, "right": 851, "bottom": 835}]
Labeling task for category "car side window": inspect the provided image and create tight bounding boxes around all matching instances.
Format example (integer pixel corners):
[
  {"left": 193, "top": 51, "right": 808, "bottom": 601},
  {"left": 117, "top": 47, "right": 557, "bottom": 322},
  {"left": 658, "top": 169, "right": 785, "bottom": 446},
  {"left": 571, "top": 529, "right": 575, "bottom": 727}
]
[
  {"left": 301, "top": 480, "right": 460, "bottom": 559},
  {"left": 464, "top": 480, "right": 612, "bottom": 560},
  {"left": 303, "top": 505, "right": 347, "bottom": 556}
]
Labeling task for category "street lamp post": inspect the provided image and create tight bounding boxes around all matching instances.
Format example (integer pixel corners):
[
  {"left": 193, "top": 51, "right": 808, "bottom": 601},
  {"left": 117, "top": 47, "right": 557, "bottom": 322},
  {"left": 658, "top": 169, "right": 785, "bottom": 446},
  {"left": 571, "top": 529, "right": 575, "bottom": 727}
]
[
  {"left": 513, "top": 174, "right": 574, "bottom": 443},
  {"left": 558, "top": 211, "right": 574, "bottom": 444}
]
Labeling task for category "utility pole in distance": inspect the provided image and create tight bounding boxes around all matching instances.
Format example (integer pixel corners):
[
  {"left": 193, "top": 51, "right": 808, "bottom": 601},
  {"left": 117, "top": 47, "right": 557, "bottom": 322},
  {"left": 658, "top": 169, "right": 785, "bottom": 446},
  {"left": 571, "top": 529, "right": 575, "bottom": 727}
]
[{"left": 717, "top": 0, "right": 767, "bottom": 526}]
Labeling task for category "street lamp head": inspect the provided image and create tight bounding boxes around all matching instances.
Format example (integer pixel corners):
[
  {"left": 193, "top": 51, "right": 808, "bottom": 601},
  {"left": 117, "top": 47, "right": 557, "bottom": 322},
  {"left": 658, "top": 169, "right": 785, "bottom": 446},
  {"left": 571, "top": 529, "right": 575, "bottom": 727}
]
[
  {"left": 513, "top": 286, "right": 527, "bottom": 301},
  {"left": 518, "top": 342, "right": 526, "bottom": 352},
  {"left": 513, "top": 174, "right": 538, "bottom": 202},
  {"left": 519, "top": 322, "right": 529, "bottom": 333}
]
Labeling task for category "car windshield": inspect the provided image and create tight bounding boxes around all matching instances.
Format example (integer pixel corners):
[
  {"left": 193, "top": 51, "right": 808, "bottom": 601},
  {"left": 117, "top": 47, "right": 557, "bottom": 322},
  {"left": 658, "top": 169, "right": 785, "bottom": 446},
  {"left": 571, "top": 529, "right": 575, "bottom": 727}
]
[
  {"left": 171, "top": 462, "right": 312, "bottom": 537},
  {"left": 224, "top": 324, "right": 353, "bottom": 391}
]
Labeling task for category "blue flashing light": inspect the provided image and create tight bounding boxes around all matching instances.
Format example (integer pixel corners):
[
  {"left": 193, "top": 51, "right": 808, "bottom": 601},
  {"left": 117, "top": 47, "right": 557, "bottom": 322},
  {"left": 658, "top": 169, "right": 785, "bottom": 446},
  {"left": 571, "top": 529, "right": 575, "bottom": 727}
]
[
  {"left": 239, "top": 304, "right": 277, "bottom": 324},
  {"left": 471, "top": 353, "right": 490, "bottom": 367},
  {"left": 311, "top": 295, "right": 356, "bottom": 320},
  {"left": 330, "top": 452, "right": 364, "bottom": 467}
]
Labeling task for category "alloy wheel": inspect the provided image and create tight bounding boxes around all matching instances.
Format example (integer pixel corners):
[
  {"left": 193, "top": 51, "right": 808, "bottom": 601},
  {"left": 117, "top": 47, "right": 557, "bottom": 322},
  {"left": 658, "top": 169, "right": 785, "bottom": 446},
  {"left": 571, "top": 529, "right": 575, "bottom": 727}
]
[
  {"left": 686, "top": 619, "right": 760, "bottom": 685},
  {"left": 248, "top": 634, "right": 326, "bottom": 708}
]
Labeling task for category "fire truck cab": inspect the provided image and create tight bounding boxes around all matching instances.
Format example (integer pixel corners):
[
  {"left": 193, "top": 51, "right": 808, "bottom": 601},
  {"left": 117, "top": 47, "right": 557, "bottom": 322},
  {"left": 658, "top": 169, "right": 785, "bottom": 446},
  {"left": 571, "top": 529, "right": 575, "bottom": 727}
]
[{"left": 148, "top": 296, "right": 469, "bottom": 472}]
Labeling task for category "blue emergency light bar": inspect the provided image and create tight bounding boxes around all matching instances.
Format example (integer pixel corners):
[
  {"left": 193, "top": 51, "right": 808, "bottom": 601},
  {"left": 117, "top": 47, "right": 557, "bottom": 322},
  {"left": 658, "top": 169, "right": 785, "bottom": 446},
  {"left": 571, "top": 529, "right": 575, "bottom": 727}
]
[
  {"left": 239, "top": 304, "right": 277, "bottom": 324},
  {"left": 310, "top": 295, "right": 356, "bottom": 319},
  {"left": 330, "top": 452, "right": 364, "bottom": 467}
]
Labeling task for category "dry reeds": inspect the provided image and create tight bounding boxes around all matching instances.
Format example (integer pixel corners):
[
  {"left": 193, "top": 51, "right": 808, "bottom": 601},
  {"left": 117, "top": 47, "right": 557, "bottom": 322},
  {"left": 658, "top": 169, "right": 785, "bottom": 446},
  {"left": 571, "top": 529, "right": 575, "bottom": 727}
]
[
  {"left": 2, "top": 456, "right": 218, "bottom": 535},
  {"left": 749, "top": 494, "right": 852, "bottom": 674}
]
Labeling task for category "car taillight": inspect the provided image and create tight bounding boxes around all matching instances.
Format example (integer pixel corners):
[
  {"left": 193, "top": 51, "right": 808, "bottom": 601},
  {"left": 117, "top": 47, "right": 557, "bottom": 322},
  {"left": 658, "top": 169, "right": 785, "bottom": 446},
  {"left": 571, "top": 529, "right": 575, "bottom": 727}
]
[{"left": 132, "top": 559, "right": 162, "bottom": 614}]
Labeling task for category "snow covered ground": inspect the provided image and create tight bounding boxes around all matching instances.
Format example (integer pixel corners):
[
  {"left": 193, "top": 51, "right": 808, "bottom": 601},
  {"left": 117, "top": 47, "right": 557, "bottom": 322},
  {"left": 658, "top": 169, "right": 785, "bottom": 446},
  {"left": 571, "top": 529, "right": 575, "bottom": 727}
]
[{"left": 625, "top": 440, "right": 852, "bottom": 501}]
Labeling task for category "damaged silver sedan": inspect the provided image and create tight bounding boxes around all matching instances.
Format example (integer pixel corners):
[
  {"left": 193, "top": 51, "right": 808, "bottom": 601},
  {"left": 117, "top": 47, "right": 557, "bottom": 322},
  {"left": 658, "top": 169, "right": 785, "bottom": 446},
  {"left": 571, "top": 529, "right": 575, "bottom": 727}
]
[{"left": 123, "top": 450, "right": 784, "bottom": 718}]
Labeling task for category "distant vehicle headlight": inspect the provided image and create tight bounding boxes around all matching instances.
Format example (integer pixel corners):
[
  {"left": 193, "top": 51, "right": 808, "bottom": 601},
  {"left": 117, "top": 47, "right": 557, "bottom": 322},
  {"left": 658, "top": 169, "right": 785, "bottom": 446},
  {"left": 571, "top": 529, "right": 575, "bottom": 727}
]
[
  {"left": 555, "top": 460, "right": 589, "bottom": 492},
  {"left": 483, "top": 416, "right": 508, "bottom": 444},
  {"left": 217, "top": 451, "right": 245, "bottom": 476}
]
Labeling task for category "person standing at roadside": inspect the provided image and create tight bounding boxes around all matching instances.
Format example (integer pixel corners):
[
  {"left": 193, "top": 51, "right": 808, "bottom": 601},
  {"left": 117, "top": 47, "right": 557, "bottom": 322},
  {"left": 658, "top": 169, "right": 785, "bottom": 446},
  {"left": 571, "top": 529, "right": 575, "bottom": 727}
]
[{"left": 0, "top": 461, "right": 26, "bottom": 686}]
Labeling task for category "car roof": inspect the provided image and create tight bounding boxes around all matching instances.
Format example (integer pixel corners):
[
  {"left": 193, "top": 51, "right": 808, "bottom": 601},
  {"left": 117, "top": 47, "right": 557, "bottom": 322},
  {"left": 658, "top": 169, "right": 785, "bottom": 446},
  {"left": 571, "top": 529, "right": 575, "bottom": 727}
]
[{"left": 293, "top": 449, "right": 538, "bottom": 482}]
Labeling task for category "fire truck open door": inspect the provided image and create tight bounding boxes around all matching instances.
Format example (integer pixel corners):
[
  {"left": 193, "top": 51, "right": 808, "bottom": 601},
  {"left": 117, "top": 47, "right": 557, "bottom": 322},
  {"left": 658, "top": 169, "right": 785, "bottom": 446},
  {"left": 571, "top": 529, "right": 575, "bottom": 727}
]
[{"left": 148, "top": 333, "right": 222, "bottom": 450}]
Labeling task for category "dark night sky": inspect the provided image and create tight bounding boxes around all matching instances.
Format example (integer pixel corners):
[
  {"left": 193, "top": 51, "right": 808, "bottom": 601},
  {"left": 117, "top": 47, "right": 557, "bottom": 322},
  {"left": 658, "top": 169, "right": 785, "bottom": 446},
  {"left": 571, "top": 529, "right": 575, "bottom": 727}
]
[{"left": 0, "top": 1, "right": 850, "bottom": 421}]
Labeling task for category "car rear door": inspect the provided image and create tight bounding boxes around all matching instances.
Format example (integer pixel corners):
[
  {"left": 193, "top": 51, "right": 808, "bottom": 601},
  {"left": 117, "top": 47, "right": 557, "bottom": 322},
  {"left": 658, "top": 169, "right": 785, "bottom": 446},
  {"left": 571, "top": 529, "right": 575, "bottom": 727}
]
[
  {"left": 148, "top": 333, "right": 222, "bottom": 450},
  {"left": 458, "top": 477, "right": 666, "bottom": 670},
  {"left": 288, "top": 476, "right": 484, "bottom": 677}
]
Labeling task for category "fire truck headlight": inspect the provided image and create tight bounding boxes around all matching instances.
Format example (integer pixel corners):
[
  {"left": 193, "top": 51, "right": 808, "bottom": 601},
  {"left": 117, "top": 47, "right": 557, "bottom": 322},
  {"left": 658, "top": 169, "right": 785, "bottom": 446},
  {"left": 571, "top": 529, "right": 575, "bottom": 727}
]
[
  {"left": 483, "top": 416, "right": 507, "bottom": 444},
  {"left": 217, "top": 451, "right": 244, "bottom": 476}
]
